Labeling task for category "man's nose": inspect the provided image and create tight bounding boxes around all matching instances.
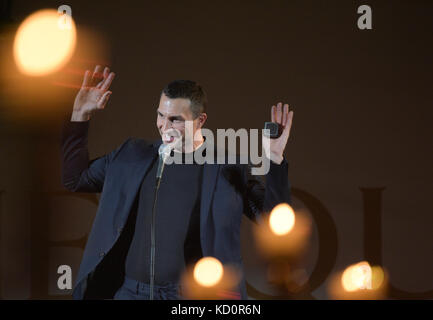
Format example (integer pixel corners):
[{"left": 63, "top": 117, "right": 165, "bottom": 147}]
[{"left": 161, "top": 118, "right": 171, "bottom": 131}]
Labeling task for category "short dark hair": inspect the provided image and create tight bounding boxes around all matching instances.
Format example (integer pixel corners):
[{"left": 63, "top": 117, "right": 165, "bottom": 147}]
[{"left": 161, "top": 80, "right": 207, "bottom": 118}]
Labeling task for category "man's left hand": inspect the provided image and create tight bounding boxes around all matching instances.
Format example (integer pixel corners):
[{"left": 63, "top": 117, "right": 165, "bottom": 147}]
[{"left": 263, "top": 102, "right": 294, "bottom": 164}]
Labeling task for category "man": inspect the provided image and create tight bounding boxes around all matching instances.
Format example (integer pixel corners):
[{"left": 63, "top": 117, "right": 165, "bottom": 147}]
[{"left": 61, "top": 65, "right": 294, "bottom": 300}]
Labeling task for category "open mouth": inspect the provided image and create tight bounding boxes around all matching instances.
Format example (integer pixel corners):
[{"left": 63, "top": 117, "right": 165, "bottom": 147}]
[
  {"left": 162, "top": 132, "right": 179, "bottom": 144},
  {"left": 164, "top": 136, "right": 175, "bottom": 143}
]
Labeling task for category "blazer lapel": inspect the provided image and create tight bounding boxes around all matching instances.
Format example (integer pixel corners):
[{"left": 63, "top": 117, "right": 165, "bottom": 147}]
[
  {"left": 125, "top": 140, "right": 161, "bottom": 214},
  {"left": 134, "top": 140, "right": 161, "bottom": 173},
  {"left": 200, "top": 162, "right": 220, "bottom": 254}
]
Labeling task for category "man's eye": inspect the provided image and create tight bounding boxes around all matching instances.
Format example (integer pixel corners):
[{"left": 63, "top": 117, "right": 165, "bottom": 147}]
[{"left": 173, "top": 119, "right": 183, "bottom": 123}]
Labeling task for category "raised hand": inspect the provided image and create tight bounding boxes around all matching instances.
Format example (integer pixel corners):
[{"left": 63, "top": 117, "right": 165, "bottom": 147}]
[
  {"left": 71, "top": 65, "right": 115, "bottom": 121},
  {"left": 263, "top": 102, "right": 294, "bottom": 164}
]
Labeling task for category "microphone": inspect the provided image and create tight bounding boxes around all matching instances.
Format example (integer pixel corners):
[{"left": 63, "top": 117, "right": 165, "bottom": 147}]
[
  {"left": 264, "top": 121, "right": 282, "bottom": 139},
  {"left": 156, "top": 143, "right": 172, "bottom": 180}
]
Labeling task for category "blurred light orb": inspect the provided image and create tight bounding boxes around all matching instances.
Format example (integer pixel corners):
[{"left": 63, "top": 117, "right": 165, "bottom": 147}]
[
  {"left": 342, "top": 261, "right": 374, "bottom": 292},
  {"left": 193, "top": 257, "right": 224, "bottom": 287},
  {"left": 371, "top": 266, "right": 385, "bottom": 290},
  {"left": 13, "top": 9, "right": 76, "bottom": 76},
  {"left": 269, "top": 203, "right": 295, "bottom": 235}
]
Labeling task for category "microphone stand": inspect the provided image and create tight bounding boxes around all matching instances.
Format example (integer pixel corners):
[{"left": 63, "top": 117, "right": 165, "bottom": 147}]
[
  {"left": 149, "top": 175, "right": 161, "bottom": 300},
  {"left": 149, "top": 145, "right": 169, "bottom": 300}
]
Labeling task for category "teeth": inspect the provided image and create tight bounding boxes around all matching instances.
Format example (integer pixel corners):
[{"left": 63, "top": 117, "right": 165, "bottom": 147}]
[{"left": 164, "top": 133, "right": 176, "bottom": 141}]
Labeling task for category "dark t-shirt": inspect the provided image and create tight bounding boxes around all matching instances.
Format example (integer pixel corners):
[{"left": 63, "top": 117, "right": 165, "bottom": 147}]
[{"left": 125, "top": 148, "right": 204, "bottom": 285}]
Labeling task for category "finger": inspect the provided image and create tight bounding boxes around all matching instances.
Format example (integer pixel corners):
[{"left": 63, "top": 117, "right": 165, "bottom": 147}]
[
  {"left": 96, "top": 67, "right": 110, "bottom": 89},
  {"left": 81, "top": 70, "right": 91, "bottom": 89},
  {"left": 271, "top": 105, "right": 276, "bottom": 122},
  {"left": 100, "top": 72, "right": 115, "bottom": 91},
  {"left": 276, "top": 102, "right": 282, "bottom": 124},
  {"left": 282, "top": 104, "right": 289, "bottom": 126},
  {"left": 91, "top": 65, "right": 103, "bottom": 87},
  {"left": 103, "top": 67, "right": 110, "bottom": 78},
  {"left": 97, "top": 91, "right": 112, "bottom": 109},
  {"left": 282, "top": 110, "right": 294, "bottom": 138}
]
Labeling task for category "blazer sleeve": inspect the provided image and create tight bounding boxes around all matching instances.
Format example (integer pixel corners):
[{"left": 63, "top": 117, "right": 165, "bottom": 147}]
[
  {"left": 242, "top": 158, "right": 291, "bottom": 223},
  {"left": 60, "top": 119, "right": 130, "bottom": 193}
]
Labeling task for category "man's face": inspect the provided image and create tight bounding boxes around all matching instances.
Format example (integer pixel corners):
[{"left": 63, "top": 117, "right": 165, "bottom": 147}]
[{"left": 156, "top": 93, "right": 202, "bottom": 152}]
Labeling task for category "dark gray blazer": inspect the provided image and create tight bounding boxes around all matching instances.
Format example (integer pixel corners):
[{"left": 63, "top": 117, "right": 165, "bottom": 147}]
[{"left": 61, "top": 120, "right": 291, "bottom": 299}]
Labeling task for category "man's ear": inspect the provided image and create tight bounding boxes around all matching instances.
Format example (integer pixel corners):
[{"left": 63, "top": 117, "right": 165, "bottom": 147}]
[{"left": 197, "top": 113, "right": 207, "bottom": 128}]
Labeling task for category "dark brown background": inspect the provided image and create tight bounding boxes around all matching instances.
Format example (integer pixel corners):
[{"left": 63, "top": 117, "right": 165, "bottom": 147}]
[{"left": 0, "top": 0, "right": 431, "bottom": 299}]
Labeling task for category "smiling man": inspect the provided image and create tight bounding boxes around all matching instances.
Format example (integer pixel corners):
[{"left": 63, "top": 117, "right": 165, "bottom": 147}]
[{"left": 61, "top": 65, "right": 293, "bottom": 300}]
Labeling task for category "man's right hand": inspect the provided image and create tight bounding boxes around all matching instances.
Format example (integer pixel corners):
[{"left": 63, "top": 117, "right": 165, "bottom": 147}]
[{"left": 71, "top": 65, "right": 115, "bottom": 121}]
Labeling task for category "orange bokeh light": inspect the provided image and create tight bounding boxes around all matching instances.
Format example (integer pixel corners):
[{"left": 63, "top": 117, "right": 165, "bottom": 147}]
[
  {"left": 13, "top": 9, "right": 76, "bottom": 76},
  {"left": 193, "top": 257, "right": 224, "bottom": 287},
  {"left": 269, "top": 203, "right": 296, "bottom": 236}
]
